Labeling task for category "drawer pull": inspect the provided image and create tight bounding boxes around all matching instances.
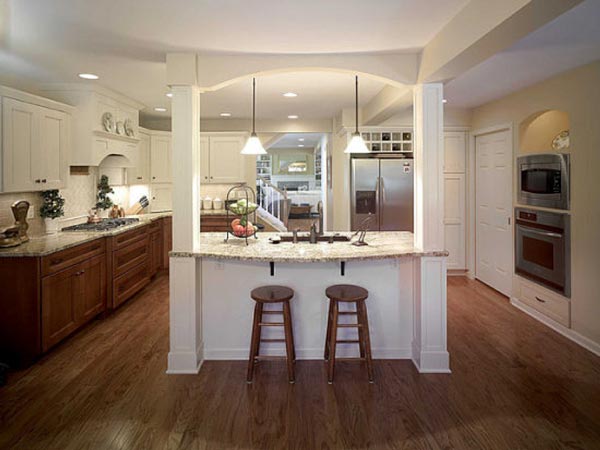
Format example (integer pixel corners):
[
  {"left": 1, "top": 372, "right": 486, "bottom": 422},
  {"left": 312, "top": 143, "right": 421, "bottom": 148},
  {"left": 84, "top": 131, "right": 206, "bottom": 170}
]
[
  {"left": 51, "top": 258, "right": 64, "bottom": 265},
  {"left": 535, "top": 296, "right": 546, "bottom": 303},
  {"left": 75, "top": 270, "right": 86, "bottom": 276}
]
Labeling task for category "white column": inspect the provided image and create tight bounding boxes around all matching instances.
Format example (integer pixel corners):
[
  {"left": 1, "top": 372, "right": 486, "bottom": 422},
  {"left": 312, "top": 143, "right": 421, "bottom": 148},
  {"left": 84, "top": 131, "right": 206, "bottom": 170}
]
[
  {"left": 412, "top": 83, "right": 449, "bottom": 373},
  {"left": 167, "top": 80, "right": 203, "bottom": 374}
]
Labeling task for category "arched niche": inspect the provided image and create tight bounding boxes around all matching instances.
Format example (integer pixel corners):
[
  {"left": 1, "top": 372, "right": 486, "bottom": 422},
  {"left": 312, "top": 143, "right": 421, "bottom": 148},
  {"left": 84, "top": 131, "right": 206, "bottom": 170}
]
[{"left": 519, "top": 109, "right": 570, "bottom": 154}]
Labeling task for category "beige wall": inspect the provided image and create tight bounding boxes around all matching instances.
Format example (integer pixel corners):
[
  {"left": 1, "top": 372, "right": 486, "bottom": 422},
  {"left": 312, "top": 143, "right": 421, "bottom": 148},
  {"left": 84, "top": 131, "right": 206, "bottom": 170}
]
[
  {"left": 519, "top": 109, "right": 570, "bottom": 153},
  {"left": 471, "top": 60, "right": 600, "bottom": 347}
]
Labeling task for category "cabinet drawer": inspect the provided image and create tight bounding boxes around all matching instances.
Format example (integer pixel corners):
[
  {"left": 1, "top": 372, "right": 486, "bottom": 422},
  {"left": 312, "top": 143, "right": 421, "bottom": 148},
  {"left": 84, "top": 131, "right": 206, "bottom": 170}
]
[
  {"left": 113, "top": 225, "right": 148, "bottom": 249},
  {"left": 517, "top": 277, "right": 570, "bottom": 327},
  {"left": 148, "top": 219, "right": 162, "bottom": 233},
  {"left": 42, "top": 239, "right": 105, "bottom": 276},
  {"left": 201, "top": 215, "right": 229, "bottom": 232},
  {"left": 113, "top": 236, "right": 149, "bottom": 278},
  {"left": 113, "top": 262, "right": 150, "bottom": 308}
]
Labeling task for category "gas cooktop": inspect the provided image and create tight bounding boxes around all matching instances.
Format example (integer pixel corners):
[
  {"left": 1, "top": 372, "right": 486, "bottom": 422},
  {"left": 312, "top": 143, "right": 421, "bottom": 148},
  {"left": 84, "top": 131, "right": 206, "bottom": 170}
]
[{"left": 61, "top": 218, "right": 140, "bottom": 232}]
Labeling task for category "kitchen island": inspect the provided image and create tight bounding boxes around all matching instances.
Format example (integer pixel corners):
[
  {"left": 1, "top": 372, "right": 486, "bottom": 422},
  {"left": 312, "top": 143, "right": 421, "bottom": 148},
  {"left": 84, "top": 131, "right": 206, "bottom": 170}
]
[{"left": 169, "top": 232, "right": 450, "bottom": 372}]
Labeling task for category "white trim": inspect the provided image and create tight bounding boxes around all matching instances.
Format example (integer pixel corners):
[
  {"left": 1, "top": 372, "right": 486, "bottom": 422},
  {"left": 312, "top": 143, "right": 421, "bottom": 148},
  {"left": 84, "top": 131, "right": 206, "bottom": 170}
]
[
  {"left": 39, "top": 83, "right": 146, "bottom": 110},
  {"left": 0, "top": 85, "right": 76, "bottom": 113},
  {"left": 468, "top": 122, "right": 514, "bottom": 284},
  {"left": 203, "top": 346, "right": 412, "bottom": 360},
  {"left": 511, "top": 298, "right": 600, "bottom": 357}
]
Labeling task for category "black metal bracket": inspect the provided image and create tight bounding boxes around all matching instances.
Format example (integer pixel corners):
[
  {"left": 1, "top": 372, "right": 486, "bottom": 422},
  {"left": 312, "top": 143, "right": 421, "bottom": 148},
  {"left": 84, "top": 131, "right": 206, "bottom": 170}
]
[
  {"left": 270, "top": 261, "right": 275, "bottom": 276},
  {"left": 340, "top": 261, "right": 346, "bottom": 276}
]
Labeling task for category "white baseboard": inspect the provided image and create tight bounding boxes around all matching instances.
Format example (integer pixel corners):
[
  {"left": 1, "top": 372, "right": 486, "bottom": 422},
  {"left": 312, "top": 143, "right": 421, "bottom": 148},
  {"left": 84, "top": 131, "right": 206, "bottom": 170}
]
[
  {"left": 447, "top": 269, "right": 468, "bottom": 277},
  {"left": 203, "top": 346, "right": 412, "bottom": 360},
  {"left": 166, "top": 345, "right": 204, "bottom": 374},
  {"left": 510, "top": 297, "right": 600, "bottom": 357}
]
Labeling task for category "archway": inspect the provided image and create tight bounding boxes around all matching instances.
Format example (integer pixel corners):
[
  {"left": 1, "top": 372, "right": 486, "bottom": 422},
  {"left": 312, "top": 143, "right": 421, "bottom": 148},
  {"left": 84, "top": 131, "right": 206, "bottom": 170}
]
[{"left": 519, "top": 109, "right": 570, "bottom": 153}]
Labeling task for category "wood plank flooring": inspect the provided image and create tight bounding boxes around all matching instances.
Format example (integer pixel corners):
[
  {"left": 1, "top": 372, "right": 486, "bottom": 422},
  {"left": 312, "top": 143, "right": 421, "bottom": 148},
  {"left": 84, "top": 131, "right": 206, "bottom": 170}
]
[{"left": 1, "top": 274, "right": 599, "bottom": 449}]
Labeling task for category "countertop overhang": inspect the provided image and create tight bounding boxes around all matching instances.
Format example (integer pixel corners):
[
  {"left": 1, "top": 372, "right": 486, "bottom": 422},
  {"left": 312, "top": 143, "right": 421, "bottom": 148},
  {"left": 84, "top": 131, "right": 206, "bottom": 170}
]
[{"left": 172, "top": 232, "right": 448, "bottom": 262}]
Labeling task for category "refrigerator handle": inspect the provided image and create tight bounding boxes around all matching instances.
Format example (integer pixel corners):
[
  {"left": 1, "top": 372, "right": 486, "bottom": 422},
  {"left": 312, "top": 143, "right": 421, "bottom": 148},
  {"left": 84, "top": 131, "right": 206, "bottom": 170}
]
[
  {"left": 380, "top": 176, "right": 385, "bottom": 202},
  {"left": 375, "top": 177, "right": 380, "bottom": 213}
]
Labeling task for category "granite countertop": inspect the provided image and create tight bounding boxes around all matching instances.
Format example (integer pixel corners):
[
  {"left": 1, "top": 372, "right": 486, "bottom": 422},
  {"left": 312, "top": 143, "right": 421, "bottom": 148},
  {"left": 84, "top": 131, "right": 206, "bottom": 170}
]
[
  {"left": 0, "top": 212, "right": 172, "bottom": 258},
  {"left": 172, "top": 231, "right": 448, "bottom": 262}
]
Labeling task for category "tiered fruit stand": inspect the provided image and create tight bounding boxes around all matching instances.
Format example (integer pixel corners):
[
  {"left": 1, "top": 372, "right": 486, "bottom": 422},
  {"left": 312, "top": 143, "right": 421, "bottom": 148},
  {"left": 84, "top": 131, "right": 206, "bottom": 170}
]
[{"left": 225, "top": 184, "right": 259, "bottom": 245}]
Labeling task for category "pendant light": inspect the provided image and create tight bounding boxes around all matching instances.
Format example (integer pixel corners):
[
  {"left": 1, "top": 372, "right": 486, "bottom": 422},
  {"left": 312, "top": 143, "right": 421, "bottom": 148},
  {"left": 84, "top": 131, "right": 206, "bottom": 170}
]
[
  {"left": 344, "top": 75, "right": 369, "bottom": 154},
  {"left": 241, "top": 77, "right": 267, "bottom": 155}
]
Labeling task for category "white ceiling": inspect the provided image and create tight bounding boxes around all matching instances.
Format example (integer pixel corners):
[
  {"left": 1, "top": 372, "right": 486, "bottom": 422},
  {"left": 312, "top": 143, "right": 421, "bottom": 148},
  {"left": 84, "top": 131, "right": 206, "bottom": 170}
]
[
  {"left": 0, "top": 0, "right": 467, "bottom": 120},
  {"left": 269, "top": 133, "right": 326, "bottom": 150},
  {"left": 202, "top": 72, "right": 385, "bottom": 120},
  {"left": 445, "top": 0, "right": 600, "bottom": 108}
]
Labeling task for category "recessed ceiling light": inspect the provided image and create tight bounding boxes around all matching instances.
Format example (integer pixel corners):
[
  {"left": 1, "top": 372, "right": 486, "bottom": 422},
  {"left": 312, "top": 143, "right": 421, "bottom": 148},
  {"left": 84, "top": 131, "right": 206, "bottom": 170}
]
[
  {"left": 78, "top": 73, "right": 99, "bottom": 80},
  {"left": 298, "top": 138, "right": 305, "bottom": 141},
  {"left": 298, "top": 144, "right": 305, "bottom": 147},
  {"left": 166, "top": 93, "right": 173, "bottom": 98},
  {"left": 283, "top": 92, "right": 298, "bottom": 98},
  {"left": 288, "top": 115, "right": 299, "bottom": 119},
  {"left": 154, "top": 107, "right": 167, "bottom": 112},
  {"left": 220, "top": 112, "right": 232, "bottom": 117},
  {"left": 442, "top": 99, "right": 448, "bottom": 104}
]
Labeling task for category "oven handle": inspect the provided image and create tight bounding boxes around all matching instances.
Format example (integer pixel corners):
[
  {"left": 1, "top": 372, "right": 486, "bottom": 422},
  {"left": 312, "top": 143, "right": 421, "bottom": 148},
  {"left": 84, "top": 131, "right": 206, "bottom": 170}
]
[{"left": 518, "top": 224, "right": 563, "bottom": 239}]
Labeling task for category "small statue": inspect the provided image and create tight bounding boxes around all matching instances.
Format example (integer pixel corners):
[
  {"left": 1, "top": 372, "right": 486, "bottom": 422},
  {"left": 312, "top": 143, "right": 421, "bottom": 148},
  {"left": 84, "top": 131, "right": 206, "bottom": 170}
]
[{"left": 11, "top": 200, "right": 30, "bottom": 243}]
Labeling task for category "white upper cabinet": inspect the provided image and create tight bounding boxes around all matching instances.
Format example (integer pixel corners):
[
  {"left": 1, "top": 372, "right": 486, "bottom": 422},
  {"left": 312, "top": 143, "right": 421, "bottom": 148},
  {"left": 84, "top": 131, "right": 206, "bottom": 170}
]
[
  {"left": 444, "top": 131, "right": 466, "bottom": 174},
  {"left": 150, "top": 134, "right": 172, "bottom": 183},
  {"left": 1, "top": 95, "right": 70, "bottom": 193},
  {"left": 199, "top": 136, "right": 210, "bottom": 183},
  {"left": 205, "top": 134, "right": 246, "bottom": 183},
  {"left": 128, "top": 130, "right": 150, "bottom": 184}
]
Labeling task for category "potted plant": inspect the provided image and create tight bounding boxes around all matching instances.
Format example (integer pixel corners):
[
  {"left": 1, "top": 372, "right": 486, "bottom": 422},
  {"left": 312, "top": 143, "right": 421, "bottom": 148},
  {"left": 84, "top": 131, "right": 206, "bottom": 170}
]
[
  {"left": 96, "top": 175, "right": 114, "bottom": 218},
  {"left": 39, "top": 189, "right": 65, "bottom": 234}
]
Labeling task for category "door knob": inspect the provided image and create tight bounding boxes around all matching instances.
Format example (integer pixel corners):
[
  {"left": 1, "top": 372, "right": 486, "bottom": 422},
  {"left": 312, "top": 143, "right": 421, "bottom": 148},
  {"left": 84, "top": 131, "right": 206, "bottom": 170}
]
[{"left": 42, "top": 179, "right": 47, "bottom": 183}]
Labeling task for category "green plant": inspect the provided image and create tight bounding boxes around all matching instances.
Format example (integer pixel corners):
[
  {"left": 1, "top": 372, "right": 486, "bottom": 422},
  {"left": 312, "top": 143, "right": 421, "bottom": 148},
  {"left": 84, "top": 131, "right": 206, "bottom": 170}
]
[
  {"left": 39, "top": 190, "right": 65, "bottom": 219},
  {"left": 96, "top": 175, "right": 114, "bottom": 210}
]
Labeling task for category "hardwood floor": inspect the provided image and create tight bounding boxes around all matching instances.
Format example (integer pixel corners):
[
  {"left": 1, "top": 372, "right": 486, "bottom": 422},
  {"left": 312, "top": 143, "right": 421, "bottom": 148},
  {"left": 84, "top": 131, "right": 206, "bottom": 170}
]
[{"left": 1, "top": 275, "right": 599, "bottom": 449}]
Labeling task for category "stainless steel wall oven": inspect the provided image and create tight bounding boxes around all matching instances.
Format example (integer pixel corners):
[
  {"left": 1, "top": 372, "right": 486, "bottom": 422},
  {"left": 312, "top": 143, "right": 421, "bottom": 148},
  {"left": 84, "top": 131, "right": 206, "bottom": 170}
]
[{"left": 515, "top": 207, "right": 570, "bottom": 297}]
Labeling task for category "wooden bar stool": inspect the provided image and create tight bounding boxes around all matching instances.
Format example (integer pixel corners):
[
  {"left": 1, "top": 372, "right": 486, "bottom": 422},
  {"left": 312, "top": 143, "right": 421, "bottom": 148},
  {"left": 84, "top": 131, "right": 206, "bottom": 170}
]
[
  {"left": 247, "top": 285, "right": 296, "bottom": 384},
  {"left": 324, "top": 284, "right": 374, "bottom": 384}
]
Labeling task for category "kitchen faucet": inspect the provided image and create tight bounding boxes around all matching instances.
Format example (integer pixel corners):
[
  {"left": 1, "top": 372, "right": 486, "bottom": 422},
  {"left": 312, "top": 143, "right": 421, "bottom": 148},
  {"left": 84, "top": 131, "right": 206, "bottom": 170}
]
[{"left": 351, "top": 213, "right": 375, "bottom": 246}]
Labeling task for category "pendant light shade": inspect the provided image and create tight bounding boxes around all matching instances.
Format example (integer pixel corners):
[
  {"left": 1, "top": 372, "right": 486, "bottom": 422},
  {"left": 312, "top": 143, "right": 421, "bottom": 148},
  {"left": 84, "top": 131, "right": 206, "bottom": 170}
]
[
  {"left": 241, "top": 78, "right": 267, "bottom": 155},
  {"left": 344, "top": 75, "right": 369, "bottom": 154}
]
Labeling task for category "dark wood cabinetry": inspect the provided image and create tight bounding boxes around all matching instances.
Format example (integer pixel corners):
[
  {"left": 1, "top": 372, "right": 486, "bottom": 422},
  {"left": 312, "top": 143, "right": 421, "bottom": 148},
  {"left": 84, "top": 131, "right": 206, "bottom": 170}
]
[
  {"left": 201, "top": 214, "right": 229, "bottom": 232},
  {"left": 41, "top": 254, "right": 106, "bottom": 351},
  {"left": 0, "top": 216, "right": 171, "bottom": 367}
]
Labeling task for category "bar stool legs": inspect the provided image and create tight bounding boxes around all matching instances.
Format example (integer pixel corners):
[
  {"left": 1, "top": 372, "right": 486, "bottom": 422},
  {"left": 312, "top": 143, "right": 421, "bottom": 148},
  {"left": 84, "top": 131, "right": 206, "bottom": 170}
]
[
  {"left": 324, "top": 284, "right": 374, "bottom": 384},
  {"left": 247, "top": 286, "right": 295, "bottom": 384}
]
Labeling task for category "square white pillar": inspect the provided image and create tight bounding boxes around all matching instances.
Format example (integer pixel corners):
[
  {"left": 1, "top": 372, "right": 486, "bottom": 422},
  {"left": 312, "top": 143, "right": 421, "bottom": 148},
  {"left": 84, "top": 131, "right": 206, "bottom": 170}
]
[
  {"left": 167, "top": 83, "right": 204, "bottom": 374},
  {"left": 412, "top": 83, "right": 449, "bottom": 373}
]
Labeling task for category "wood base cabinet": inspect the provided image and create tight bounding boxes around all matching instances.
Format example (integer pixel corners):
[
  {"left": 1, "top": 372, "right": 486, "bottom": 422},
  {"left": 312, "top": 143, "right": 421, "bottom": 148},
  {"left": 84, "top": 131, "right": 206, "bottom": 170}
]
[{"left": 42, "top": 254, "right": 106, "bottom": 351}]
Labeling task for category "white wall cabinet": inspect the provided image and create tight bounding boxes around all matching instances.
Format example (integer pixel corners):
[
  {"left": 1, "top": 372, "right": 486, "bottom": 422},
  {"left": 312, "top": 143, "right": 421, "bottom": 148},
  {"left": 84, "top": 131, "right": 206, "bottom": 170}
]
[
  {"left": 150, "top": 184, "right": 173, "bottom": 212},
  {"left": 202, "top": 134, "right": 246, "bottom": 183},
  {"left": 443, "top": 131, "right": 467, "bottom": 270},
  {"left": 128, "top": 130, "right": 150, "bottom": 184},
  {"left": 1, "top": 96, "right": 70, "bottom": 192},
  {"left": 150, "top": 134, "right": 172, "bottom": 183}
]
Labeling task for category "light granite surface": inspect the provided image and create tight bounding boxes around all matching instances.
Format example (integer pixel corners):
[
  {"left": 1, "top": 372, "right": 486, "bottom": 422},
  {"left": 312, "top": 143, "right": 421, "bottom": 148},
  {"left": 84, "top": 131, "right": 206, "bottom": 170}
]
[
  {"left": 0, "top": 212, "right": 171, "bottom": 257},
  {"left": 171, "top": 232, "right": 448, "bottom": 262}
]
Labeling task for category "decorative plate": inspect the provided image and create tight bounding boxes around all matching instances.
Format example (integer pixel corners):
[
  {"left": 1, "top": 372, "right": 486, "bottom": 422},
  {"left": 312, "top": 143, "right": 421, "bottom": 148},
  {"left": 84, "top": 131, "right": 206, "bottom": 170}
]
[
  {"left": 116, "top": 121, "right": 125, "bottom": 135},
  {"left": 552, "top": 130, "right": 570, "bottom": 151},
  {"left": 124, "top": 118, "right": 135, "bottom": 137},
  {"left": 102, "top": 112, "right": 115, "bottom": 133}
]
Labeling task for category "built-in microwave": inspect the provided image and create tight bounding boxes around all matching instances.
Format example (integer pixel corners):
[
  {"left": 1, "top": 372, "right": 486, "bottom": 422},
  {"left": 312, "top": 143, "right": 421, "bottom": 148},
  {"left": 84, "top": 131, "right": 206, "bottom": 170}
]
[{"left": 517, "top": 153, "right": 569, "bottom": 210}]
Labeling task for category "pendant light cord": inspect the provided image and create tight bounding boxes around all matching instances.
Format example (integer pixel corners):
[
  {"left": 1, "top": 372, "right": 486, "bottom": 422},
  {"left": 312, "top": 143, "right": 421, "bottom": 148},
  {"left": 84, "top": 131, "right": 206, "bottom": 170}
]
[
  {"left": 252, "top": 77, "right": 256, "bottom": 134},
  {"left": 355, "top": 75, "right": 359, "bottom": 134}
]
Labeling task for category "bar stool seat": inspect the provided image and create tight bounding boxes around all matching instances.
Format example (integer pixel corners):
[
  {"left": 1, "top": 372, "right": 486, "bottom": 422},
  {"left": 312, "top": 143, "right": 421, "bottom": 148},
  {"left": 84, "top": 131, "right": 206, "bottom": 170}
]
[
  {"left": 247, "top": 285, "right": 296, "bottom": 383},
  {"left": 324, "top": 284, "right": 374, "bottom": 384}
]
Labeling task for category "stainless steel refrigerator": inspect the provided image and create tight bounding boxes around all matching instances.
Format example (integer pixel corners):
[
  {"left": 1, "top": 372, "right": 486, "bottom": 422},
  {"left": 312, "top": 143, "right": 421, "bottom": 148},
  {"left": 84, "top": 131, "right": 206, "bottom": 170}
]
[{"left": 351, "top": 157, "right": 413, "bottom": 231}]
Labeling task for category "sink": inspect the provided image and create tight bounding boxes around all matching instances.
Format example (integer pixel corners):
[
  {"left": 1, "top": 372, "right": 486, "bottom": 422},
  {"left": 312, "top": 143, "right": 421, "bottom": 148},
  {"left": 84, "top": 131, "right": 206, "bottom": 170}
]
[{"left": 278, "top": 234, "right": 351, "bottom": 243}]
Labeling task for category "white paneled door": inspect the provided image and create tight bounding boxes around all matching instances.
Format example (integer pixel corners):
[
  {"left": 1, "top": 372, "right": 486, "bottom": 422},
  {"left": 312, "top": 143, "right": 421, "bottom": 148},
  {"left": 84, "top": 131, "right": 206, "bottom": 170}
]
[{"left": 475, "top": 130, "right": 512, "bottom": 296}]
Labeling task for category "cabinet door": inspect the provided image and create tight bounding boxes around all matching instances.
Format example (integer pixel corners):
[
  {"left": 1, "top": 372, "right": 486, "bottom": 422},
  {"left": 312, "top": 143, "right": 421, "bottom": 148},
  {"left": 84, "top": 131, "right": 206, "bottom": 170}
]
[
  {"left": 200, "top": 136, "right": 210, "bottom": 183},
  {"left": 38, "top": 106, "right": 68, "bottom": 189},
  {"left": 150, "top": 135, "right": 172, "bottom": 183},
  {"left": 444, "top": 174, "right": 466, "bottom": 270},
  {"left": 77, "top": 255, "right": 106, "bottom": 324},
  {"left": 149, "top": 231, "right": 162, "bottom": 276},
  {"left": 41, "top": 265, "right": 79, "bottom": 351},
  {"left": 444, "top": 131, "right": 466, "bottom": 174},
  {"left": 208, "top": 136, "right": 245, "bottom": 183},
  {"left": 129, "top": 131, "right": 150, "bottom": 184},
  {"left": 151, "top": 184, "right": 172, "bottom": 212},
  {"left": 2, "top": 97, "right": 41, "bottom": 192}
]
